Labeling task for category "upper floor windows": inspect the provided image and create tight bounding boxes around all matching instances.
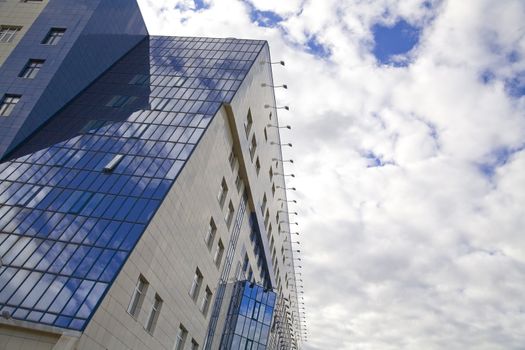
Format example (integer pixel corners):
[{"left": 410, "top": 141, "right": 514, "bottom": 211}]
[
  {"left": 174, "top": 324, "right": 188, "bottom": 350},
  {"left": 213, "top": 239, "right": 224, "bottom": 267},
  {"left": 129, "top": 74, "right": 149, "bottom": 86},
  {"left": 204, "top": 218, "right": 216, "bottom": 250},
  {"left": 200, "top": 287, "right": 212, "bottom": 316},
  {"left": 226, "top": 201, "right": 235, "bottom": 227},
  {"left": 228, "top": 146, "right": 236, "bottom": 170},
  {"left": 217, "top": 178, "right": 228, "bottom": 207},
  {"left": 244, "top": 109, "right": 253, "bottom": 137},
  {"left": 106, "top": 95, "right": 136, "bottom": 108},
  {"left": 19, "top": 59, "right": 45, "bottom": 79},
  {"left": 249, "top": 135, "right": 257, "bottom": 160},
  {"left": 0, "top": 94, "right": 21, "bottom": 117},
  {"left": 0, "top": 25, "right": 22, "bottom": 43},
  {"left": 42, "top": 27, "right": 66, "bottom": 45},
  {"left": 145, "top": 294, "right": 162, "bottom": 334},
  {"left": 189, "top": 268, "right": 203, "bottom": 301},
  {"left": 128, "top": 275, "right": 148, "bottom": 318}
]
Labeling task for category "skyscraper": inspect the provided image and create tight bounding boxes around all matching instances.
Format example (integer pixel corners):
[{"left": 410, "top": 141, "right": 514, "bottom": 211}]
[{"left": 0, "top": 1, "right": 303, "bottom": 349}]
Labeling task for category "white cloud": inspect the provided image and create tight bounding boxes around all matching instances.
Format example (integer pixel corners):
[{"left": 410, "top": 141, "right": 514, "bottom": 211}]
[{"left": 136, "top": 0, "right": 525, "bottom": 348}]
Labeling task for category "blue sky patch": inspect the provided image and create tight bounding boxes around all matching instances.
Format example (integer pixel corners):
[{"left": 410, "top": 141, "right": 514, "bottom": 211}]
[
  {"left": 504, "top": 73, "right": 525, "bottom": 97},
  {"left": 243, "top": 1, "right": 283, "bottom": 28},
  {"left": 194, "top": 0, "right": 209, "bottom": 10},
  {"left": 306, "top": 36, "right": 330, "bottom": 58},
  {"left": 478, "top": 146, "right": 524, "bottom": 178},
  {"left": 372, "top": 19, "right": 421, "bottom": 66},
  {"left": 362, "top": 151, "right": 392, "bottom": 168}
]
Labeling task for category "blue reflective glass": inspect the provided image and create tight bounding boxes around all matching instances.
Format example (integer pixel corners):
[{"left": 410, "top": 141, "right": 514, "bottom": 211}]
[{"left": 0, "top": 35, "right": 264, "bottom": 330}]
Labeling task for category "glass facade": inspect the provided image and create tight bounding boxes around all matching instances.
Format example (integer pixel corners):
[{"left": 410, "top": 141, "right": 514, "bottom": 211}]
[
  {"left": 220, "top": 281, "right": 276, "bottom": 350},
  {"left": 0, "top": 35, "right": 266, "bottom": 331}
]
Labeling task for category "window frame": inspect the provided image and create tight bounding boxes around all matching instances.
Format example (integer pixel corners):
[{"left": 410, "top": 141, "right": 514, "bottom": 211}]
[
  {"left": 41, "top": 27, "right": 66, "bottom": 45},
  {"left": 0, "top": 94, "right": 21, "bottom": 117},
  {"left": 19, "top": 58, "right": 45, "bottom": 79},
  {"left": 189, "top": 268, "right": 203, "bottom": 301},
  {"left": 127, "top": 275, "right": 148, "bottom": 318},
  {"left": 144, "top": 293, "right": 162, "bottom": 334},
  {"left": 174, "top": 324, "right": 188, "bottom": 350},
  {"left": 0, "top": 25, "right": 22, "bottom": 43}
]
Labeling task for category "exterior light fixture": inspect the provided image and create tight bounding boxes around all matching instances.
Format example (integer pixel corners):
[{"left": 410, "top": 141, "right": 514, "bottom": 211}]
[
  {"left": 261, "top": 60, "right": 285, "bottom": 66},
  {"left": 264, "top": 104, "right": 290, "bottom": 110},
  {"left": 275, "top": 172, "right": 295, "bottom": 178},
  {"left": 270, "top": 142, "right": 292, "bottom": 147},
  {"left": 278, "top": 199, "right": 297, "bottom": 203},
  {"left": 261, "top": 83, "right": 288, "bottom": 89},
  {"left": 280, "top": 220, "right": 298, "bottom": 225},
  {"left": 278, "top": 210, "right": 298, "bottom": 215},
  {"left": 274, "top": 158, "right": 294, "bottom": 164},
  {"left": 267, "top": 124, "right": 292, "bottom": 129},
  {"left": 276, "top": 186, "right": 296, "bottom": 191}
]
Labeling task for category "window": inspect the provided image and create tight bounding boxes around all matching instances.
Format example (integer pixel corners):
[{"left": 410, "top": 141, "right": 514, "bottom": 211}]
[
  {"left": 264, "top": 127, "right": 268, "bottom": 141},
  {"left": 81, "top": 119, "right": 108, "bottom": 134},
  {"left": 129, "top": 74, "right": 149, "bottom": 85},
  {"left": 261, "top": 194, "right": 267, "bottom": 214},
  {"left": 189, "top": 268, "right": 203, "bottom": 301},
  {"left": 255, "top": 157, "right": 261, "bottom": 175},
  {"left": 106, "top": 95, "right": 136, "bottom": 108},
  {"left": 272, "top": 183, "right": 276, "bottom": 196},
  {"left": 244, "top": 109, "right": 253, "bottom": 137},
  {"left": 241, "top": 254, "right": 249, "bottom": 277},
  {"left": 269, "top": 167, "right": 273, "bottom": 181},
  {"left": 204, "top": 218, "right": 216, "bottom": 250},
  {"left": 213, "top": 239, "right": 224, "bottom": 267},
  {"left": 42, "top": 27, "right": 66, "bottom": 45},
  {"left": 103, "top": 154, "right": 124, "bottom": 173},
  {"left": 191, "top": 339, "right": 199, "bottom": 350},
  {"left": 0, "top": 94, "right": 21, "bottom": 117},
  {"left": 200, "top": 287, "right": 212, "bottom": 316},
  {"left": 225, "top": 201, "right": 234, "bottom": 227},
  {"left": 69, "top": 192, "right": 93, "bottom": 214},
  {"left": 19, "top": 59, "right": 45, "bottom": 79},
  {"left": 145, "top": 294, "right": 162, "bottom": 334},
  {"left": 217, "top": 178, "right": 228, "bottom": 207},
  {"left": 128, "top": 275, "right": 148, "bottom": 318},
  {"left": 173, "top": 324, "right": 188, "bottom": 350},
  {"left": 0, "top": 26, "right": 22, "bottom": 43},
  {"left": 264, "top": 209, "right": 270, "bottom": 229},
  {"left": 249, "top": 135, "right": 257, "bottom": 160},
  {"left": 228, "top": 147, "right": 236, "bottom": 170},
  {"left": 235, "top": 171, "right": 243, "bottom": 192}
]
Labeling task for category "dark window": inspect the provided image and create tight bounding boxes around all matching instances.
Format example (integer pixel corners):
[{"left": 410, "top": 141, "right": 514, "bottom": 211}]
[
  {"left": 106, "top": 95, "right": 136, "bottom": 108},
  {"left": 189, "top": 268, "right": 203, "bottom": 300},
  {"left": 200, "top": 287, "right": 212, "bottom": 316},
  {"left": 0, "top": 94, "right": 21, "bottom": 117},
  {"left": 204, "top": 218, "right": 216, "bottom": 250},
  {"left": 128, "top": 275, "right": 148, "bottom": 318},
  {"left": 217, "top": 178, "right": 228, "bottom": 207},
  {"left": 0, "top": 25, "right": 22, "bottom": 43},
  {"left": 145, "top": 294, "right": 162, "bottom": 334},
  {"left": 42, "top": 28, "right": 66, "bottom": 45},
  {"left": 19, "top": 59, "right": 45, "bottom": 79},
  {"left": 129, "top": 74, "right": 148, "bottom": 85},
  {"left": 174, "top": 324, "right": 188, "bottom": 350}
]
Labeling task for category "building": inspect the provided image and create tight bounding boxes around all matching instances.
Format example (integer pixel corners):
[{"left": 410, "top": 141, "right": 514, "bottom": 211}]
[{"left": 0, "top": 0, "right": 304, "bottom": 349}]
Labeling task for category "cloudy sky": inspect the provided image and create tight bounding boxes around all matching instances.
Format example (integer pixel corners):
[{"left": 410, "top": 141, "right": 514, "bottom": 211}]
[{"left": 136, "top": 0, "right": 525, "bottom": 349}]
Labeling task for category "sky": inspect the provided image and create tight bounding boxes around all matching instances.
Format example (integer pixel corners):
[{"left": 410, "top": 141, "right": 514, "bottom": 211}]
[{"left": 136, "top": 0, "right": 525, "bottom": 349}]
